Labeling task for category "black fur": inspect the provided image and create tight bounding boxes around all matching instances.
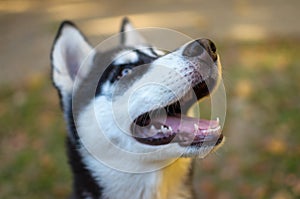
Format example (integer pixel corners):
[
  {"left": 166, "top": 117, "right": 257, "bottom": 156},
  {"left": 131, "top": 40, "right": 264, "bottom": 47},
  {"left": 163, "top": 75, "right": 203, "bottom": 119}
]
[
  {"left": 67, "top": 137, "right": 103, "bottom": 199},
  {"left": 120, "top": 17, "right": 130, "bottom": 44},
  {"left": 95, "top": 49, "right": 157, "bottom": 96}
]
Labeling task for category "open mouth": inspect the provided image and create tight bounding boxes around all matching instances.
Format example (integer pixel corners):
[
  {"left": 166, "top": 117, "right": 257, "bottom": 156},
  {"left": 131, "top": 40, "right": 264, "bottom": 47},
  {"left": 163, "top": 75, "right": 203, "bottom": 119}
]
[{"left": 131, "top": 79, "right": 224, "bottom": 147}]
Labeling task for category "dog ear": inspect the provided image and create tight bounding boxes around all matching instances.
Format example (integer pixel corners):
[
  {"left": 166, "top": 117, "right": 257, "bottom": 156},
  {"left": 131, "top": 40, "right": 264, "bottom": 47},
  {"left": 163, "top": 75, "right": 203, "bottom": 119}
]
[
  {"left": 120, "top": 17, "right": 147, "bottom": 46},
  {"left": 51, "top": 21, "right": 93, "bottom": 96}
]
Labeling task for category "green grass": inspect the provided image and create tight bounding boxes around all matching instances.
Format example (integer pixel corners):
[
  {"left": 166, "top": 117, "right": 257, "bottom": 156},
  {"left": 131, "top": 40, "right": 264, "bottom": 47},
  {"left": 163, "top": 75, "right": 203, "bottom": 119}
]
[
  {"left": 0, "top": 39, "right": 300, "bottom": 198},
  {"left": 194, "top": 39, "right": 300, "bottom": 199},
  {"left": 0, "top": 77, "right": 71, "bottom": 199}
]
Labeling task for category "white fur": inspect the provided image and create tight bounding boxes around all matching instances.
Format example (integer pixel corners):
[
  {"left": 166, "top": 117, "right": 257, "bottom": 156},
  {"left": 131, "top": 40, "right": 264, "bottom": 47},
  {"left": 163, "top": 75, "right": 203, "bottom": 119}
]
[
  {"left": 100, "top": 82, "right": 114, "bottom": 97},
  {"left": 113, "top": 50, "right": 139, "bottom": 65},
  {"left": 152, "top": 48, "right": 166, "bottom": 56}
]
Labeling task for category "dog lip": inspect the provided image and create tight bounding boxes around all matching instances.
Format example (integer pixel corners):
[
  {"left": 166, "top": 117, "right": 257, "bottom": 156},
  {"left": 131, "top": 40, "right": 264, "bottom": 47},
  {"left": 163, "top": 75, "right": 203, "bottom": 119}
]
[
  {"left": 132, "top": 115, "right": 222, "bottom": 147},
  {"left": 189, "top": 134, "right": 224, "bottom": 148}
]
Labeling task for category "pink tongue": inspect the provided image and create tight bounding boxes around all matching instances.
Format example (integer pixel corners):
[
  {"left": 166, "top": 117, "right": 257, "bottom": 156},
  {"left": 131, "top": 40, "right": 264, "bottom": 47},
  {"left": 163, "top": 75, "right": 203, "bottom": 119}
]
[{"left": 151, "top": 114, "right": 219, "bottom": 134}]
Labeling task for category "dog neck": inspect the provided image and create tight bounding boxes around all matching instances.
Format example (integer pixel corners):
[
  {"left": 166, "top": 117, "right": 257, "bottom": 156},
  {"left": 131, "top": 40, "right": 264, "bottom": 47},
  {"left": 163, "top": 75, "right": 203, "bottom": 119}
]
[
  {"left": 68, "top": 138, "right": 193, "bottom": 199},
  {"left": 155, "top": 158, "right": 193, "bottom": 199}
]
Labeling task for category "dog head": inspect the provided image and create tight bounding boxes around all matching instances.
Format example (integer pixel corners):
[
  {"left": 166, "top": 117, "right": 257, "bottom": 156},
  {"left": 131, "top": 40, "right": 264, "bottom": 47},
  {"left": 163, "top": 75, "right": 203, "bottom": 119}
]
[{"left": 51, "top": 18, "right": 224, "bottom": 171}]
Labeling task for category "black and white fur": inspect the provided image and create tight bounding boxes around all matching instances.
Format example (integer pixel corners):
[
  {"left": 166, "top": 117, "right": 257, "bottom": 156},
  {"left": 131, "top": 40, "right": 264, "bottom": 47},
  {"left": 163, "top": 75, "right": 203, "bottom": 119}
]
[{"left": 51, "top": 18, "right": 224, "bottom": 199}]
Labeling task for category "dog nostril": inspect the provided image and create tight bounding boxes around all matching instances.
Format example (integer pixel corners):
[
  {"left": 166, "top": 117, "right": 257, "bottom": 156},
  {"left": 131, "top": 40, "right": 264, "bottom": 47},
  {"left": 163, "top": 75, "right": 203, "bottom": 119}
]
[
  {"left": 183, "top": 39, "right": 218, "bottom": 62},
  {"left": 182, "top": 40, "right": 204, "bottom": 57},
  {"left": 198, "top": 38, "right": 218, "bottom": 62},
  {"left": 208, "top": 39, "right": 217, "bottom": 54}
]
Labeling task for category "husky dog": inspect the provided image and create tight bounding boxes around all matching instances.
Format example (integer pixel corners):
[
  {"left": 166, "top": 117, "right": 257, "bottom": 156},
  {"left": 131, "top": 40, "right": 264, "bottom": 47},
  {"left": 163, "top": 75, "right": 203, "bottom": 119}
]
[{"left": 51, "top": 18, "right": 225, "bottom": 199}]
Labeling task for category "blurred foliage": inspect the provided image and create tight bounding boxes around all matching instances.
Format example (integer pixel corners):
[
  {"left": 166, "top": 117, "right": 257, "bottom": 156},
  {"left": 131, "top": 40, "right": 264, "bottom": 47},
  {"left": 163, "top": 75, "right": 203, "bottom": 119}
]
[
  {"left": 0, "top": 39, "right": 300, "bottom": 198},
  {"left": 195, "top": 38, "right": 300, "bottom": 199},
  {"left": 0, "top": 76, "right": 71, "bottom": 199}
]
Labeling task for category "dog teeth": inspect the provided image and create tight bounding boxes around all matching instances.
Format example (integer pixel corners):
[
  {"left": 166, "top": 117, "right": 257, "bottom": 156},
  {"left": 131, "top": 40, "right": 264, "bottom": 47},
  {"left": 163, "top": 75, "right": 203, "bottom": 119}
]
[
  {"left": 160, "top": 125, "right": 172, "bottom": 134},
  {"left": 148, "top": 125, "right": 173, "bottom": 136},
  {"left": 194, "top": 124, "right": 199, "bottom": 131},
  {"left": 149, "top": 125, "right": 158, "bottom": 135},
  {"left": 216, "top": 117, "right": 220, "bottom": 123},
  {"left": 161, "top": 125, "right": 167, "bottom": 133},
  {"left": 202, "top": 126, "right": 221, "bottom": 133}
]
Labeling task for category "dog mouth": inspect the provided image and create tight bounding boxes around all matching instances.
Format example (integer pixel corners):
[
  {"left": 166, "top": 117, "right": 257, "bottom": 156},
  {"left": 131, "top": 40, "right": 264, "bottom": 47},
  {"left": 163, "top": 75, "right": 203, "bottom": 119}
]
[{"left": 131, "top": 79, "right": 224, "bottom": 147}]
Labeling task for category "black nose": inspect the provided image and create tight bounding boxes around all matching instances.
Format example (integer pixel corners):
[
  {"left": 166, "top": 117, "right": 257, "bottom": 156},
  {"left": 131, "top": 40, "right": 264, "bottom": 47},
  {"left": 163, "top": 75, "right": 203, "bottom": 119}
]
[{"left": 182, "top": 39, "right": 217, "bottom": 62}]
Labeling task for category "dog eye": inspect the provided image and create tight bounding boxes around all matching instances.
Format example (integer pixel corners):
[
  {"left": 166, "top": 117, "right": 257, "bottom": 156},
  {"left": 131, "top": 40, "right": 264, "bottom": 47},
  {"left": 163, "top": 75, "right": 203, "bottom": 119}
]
[{"left": 121, "top": 68, "right": 132, "bottom": 77}]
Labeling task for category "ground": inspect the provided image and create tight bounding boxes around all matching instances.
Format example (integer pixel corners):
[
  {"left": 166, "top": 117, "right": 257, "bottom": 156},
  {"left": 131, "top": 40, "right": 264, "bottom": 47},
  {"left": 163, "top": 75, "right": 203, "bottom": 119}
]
[{"left": 0, "top": 1, "right": 300, "bottom": 198}]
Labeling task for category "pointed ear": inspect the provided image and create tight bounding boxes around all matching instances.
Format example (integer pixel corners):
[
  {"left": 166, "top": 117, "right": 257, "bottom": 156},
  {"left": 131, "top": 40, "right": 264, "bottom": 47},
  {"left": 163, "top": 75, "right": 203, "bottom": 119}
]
[
  {"left": 120, "top": 17, "right": 147, "bottom": 46},
  {"left": 51, "top": 21, "right": 93, "bottom": 95}
]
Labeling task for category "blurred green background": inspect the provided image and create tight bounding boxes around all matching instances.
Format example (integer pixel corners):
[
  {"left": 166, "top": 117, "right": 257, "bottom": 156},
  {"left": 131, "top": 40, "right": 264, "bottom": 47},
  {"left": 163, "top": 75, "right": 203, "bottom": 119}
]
[{"left": 1, "top": 0, "right": 300, "bottom": 198}]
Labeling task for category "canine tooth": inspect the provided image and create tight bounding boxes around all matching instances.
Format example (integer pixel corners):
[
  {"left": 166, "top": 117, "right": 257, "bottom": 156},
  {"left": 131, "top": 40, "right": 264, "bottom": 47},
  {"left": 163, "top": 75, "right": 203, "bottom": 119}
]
[
  {"left": 149, "top": 125, "right": 157, "bottom": 135},
  {"left": 194, "top": 124, "right": 199, "bottom": 131},
  {"left": 161, "top": 125, "right": 168, "bottom": 134},
  {"left": 150, "top": 125, "right": 156, "bottom": 130},
  {"left": 216, "top": 117, "right": 220, "bottom": 123}
]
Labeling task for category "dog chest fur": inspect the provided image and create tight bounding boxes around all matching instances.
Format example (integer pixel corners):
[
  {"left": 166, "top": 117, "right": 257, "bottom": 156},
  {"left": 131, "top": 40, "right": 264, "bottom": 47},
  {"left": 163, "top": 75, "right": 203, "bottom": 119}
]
[{"left": 81, "top": 151, "right": 192, "bottom": 199}]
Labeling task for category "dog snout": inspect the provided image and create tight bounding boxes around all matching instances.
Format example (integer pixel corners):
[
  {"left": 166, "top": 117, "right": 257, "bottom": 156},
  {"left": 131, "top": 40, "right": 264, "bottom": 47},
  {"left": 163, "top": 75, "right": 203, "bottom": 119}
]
[{"left": 182, "top": 39, "right": 217, "bottom": 62}]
